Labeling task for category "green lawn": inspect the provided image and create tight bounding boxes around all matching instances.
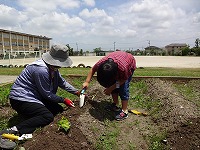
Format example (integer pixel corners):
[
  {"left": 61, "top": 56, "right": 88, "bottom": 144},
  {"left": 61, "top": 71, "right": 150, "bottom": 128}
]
[{"left": 0, "top": 67, "right": 200, "bottom": 77}]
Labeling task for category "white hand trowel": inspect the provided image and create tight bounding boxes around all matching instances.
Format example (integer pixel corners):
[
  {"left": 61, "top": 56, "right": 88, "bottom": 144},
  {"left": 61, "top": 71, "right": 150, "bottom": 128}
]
[{"left": 79, "top": 88, "right": 86, "bottom": 107}]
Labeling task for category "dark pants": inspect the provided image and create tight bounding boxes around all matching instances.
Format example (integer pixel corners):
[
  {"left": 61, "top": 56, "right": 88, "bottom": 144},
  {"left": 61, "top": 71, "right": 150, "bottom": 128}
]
[{"left": 10, "top": 99, "right": 63, "bottom": 134}]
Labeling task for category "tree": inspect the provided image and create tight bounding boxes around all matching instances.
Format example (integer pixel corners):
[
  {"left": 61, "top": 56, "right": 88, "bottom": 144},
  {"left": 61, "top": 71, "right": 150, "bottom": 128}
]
[
  {"left": 66, "top": 44, "right": 74, "bottom": 56},
  {"left": 80, "top": 49, "right": 83, "bottom": 56},
  {"left": 93, "top": 47, "right": 101, "bottom": 53},
  {"left": 181, "top": 46, "right": 190, "bottom": 56},
  {"left": 93, "top": 47, "right": 101, "bottom": 55},
  {"left": 195, "top": 38, "right": 200, "bottom": 48},
  {"left": 191, "top": 38, "right": 200, "bottom": 56},
  {"left": 195, "top": 48, "right": 200, "bottom": 56}
]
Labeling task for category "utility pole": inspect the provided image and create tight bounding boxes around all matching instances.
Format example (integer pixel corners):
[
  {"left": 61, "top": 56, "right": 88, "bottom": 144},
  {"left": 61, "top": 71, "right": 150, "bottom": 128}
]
[
  {"left": 113, "top": 42, "right": 116, "bottom": 51},
  {"left": 76, "top": 42, "right": 78, "bottom": 51},
  {"left": 148, "top": 40, "right": 150, "bottom": 49},
  {"left": 147, "top": 40, "right": 150, "bottom": 55}
]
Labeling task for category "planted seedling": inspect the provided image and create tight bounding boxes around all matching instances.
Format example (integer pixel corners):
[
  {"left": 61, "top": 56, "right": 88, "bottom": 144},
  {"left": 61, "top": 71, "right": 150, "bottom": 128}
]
[{"left": 57, "top": 116, "right": 71, "bottom": 133}]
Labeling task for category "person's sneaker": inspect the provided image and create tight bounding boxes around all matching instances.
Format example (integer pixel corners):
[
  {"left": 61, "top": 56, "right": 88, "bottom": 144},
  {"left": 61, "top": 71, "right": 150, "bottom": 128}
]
[
  {"left": 115, "top": 110, "right": 128, "bottom": 121},
  {"left": 105, "top": 103, "right": 121, "bottom": 112},
  {"left": 0, "top": 137, "right": 16, "bottom": 149},
  {"left": 0, "top": 128, "right": 18, "bottom": 135}
]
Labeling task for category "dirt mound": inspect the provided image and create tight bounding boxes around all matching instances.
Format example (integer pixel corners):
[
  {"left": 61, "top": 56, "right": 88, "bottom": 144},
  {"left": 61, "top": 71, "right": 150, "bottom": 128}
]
[
  {"left": 145, "top": 79, "right": 200, "bottom": 149},
  {"left": 145, "top": 79, "right": 198, "bottom": 128},
  {"left": 20, "top": 103, "right": 93, "bottom": 150}
]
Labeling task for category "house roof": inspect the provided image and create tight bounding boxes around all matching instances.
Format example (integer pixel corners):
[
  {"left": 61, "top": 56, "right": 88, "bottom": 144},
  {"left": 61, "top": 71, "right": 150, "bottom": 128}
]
[
  {"left": 97, "top": 50, "right": 114, "bottom": 53},
  {"left": 0, "top": 28, "right": 52, "bottom": 40},
  {"left": 144, "top": 46, "right": 161, "bottom": 50},
  {"left": 165, "top": 43, "right": 187, "bottom": 47}
]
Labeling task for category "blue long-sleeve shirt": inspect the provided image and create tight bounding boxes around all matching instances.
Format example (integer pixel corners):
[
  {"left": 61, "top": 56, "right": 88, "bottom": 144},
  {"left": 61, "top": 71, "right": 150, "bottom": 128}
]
[{"left": 9, "top": 59, "right": 78, "bottom": 105}]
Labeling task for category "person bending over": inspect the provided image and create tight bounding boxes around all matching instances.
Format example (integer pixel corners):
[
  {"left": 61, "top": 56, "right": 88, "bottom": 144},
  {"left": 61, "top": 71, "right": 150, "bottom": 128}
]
[{"left": 83, "top": 51, "right": 136, "bottom": 121}]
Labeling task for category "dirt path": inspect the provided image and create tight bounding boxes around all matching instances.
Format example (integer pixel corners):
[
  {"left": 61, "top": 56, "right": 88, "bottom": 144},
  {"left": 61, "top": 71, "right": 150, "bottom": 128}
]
[
  {"left": 0, "top": 75, "right": 17, "bottom": 84},
  {"left": 1, "top": 56, "right": 200, "bottom": 68}
]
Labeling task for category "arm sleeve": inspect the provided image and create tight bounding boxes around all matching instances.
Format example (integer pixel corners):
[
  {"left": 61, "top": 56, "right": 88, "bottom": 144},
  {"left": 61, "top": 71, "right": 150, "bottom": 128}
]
[{"left": 33, "top": 68, "right": 65, "bottom": 103}]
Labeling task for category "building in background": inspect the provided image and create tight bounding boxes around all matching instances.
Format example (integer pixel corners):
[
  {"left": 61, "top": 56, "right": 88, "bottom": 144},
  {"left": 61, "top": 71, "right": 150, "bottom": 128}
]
[
  {"left": 0, "top": 29, "right": 52, "bottom": 58},
  {"left": 165, "top": 43, "right": 187, "bottom": 55},
  {"left": 144, "top": 46, "right": 164, "bottom": 56}
]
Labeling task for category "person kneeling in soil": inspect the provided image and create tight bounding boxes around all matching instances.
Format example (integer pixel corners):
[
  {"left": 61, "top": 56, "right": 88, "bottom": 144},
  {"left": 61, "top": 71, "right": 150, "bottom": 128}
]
[
  {"left": 82, "top": 50, "right": 136, "bottom": 121},
  {"left": 0, "top": 45, "right": 80, "bottom": 136}
]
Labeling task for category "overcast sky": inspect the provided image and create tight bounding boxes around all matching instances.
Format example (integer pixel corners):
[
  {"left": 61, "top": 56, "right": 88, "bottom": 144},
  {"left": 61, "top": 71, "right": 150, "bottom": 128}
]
[{"left": 0, "top": 0, "right": 200, "bottom": 51}]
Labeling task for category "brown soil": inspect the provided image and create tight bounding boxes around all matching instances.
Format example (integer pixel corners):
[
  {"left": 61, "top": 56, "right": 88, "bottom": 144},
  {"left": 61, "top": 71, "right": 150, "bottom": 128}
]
[{"left": 1, "top": 78, "right": 200, "bottom": 150}]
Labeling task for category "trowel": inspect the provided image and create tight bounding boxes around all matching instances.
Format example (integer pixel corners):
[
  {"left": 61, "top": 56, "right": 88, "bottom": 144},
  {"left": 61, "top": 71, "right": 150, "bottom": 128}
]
[
  {"left": 2, "top": 133, "right": 33, "bottom": 141},
  {"left": 79, "top": 87, "right": 86, "bottom": 107},
  {"left": 128, "top": 109, "right": 148, "bottom": 116}
]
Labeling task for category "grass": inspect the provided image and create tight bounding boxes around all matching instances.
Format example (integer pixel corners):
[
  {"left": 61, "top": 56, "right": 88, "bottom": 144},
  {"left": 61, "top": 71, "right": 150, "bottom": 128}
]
[
  {"left": 129, "top": 80, "right": 162, "bottom": 116},
  {"left": 96, "top": 121, "right": 120, "bottom": 150},
  {"left": 0, "top": 68, "right": 23, "bottom": 75},
  {"left": 0, "top": 67, "right": 200, "bottom": 77},
  {"left": 134, "top": 67, "right": 200, "bottom": 77},
  {"left": 0, "top": 119, "right": 8, "bottom": 131},
  {"left": 56, "top": 77, "right": 86, "bottom": 100},
  {"left": 128, "top": 80, "right": 165, "bottom": 149},
  {"left": 0, "top": 83, "right": 13, "bottom": 106},
  {"left": 174, "top": 80, "right": 200, "bottom": 108},
  {"left": 148, "top": 132, "right": 168, "bottom": 150}
]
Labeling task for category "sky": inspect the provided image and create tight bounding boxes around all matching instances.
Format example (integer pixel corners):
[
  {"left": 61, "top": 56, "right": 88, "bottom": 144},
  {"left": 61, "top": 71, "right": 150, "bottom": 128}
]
[{"left": 0, "top": 0, "right": 200, "bottom": 51}]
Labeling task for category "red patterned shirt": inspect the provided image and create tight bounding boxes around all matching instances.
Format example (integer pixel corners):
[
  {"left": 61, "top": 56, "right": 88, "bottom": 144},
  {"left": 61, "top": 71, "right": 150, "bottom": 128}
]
[{"left": 93, "top": 51, "right": 136, "bottom": 80}]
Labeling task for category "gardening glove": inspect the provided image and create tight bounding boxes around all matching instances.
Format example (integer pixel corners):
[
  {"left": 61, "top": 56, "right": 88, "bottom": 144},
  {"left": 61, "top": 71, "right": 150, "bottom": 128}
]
[{"left": 64, "top": 98, "right": 75, "bottom": 107}]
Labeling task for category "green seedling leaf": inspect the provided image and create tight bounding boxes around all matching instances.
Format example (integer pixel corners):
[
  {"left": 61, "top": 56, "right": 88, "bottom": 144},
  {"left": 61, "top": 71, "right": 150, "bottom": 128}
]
[{"left": 57, "top": 116, "right": 71, "bottom": 132}]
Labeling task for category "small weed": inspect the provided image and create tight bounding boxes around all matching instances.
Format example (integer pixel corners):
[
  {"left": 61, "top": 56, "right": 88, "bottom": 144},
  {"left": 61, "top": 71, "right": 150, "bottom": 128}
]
[
  {"left": 91, "top": 126, "right": 99, "bottom": 132},
  {"left": 174, "top": 81, "right": 200, "bottom": 107},
  {"left": 130, "top": 80, "right": 162, "bottom": 117},
  {"left": 149, "top": 132, "right": 167, "bottom": 150},
  {"left": 127, "top": 119, "right": 140, "bottom": 128},
  {"left": 0, "top": 119, "right": 8, "bottom": 130},
  {"left": 95, "top": 121, "right": 120, "bottom": 150},
  {"left": 133, "top": 119, "right": 140, "bottom": 126},
  {"left": 0, "top": 83, "right": 12, "bottom": 106},
  {"left": 96, "top": 129, "right": 120, "bottom": 150},
  {"left": 0, "top": 112, "right": 18, "bottom": 130},
  {"left": 128, "top": 141, "right": 136, "bottom": 150}
]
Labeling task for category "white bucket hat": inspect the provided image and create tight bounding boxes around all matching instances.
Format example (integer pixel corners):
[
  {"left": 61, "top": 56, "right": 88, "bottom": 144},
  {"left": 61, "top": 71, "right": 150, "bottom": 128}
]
[{"left": 42, "top": 45, "right": 72, "bottom": 67}]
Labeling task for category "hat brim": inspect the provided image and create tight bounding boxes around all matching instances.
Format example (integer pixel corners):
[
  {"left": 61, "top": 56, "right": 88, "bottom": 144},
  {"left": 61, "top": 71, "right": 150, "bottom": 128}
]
[{"left": 42, "top": 52, "right": 72, "bottom": 67}]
